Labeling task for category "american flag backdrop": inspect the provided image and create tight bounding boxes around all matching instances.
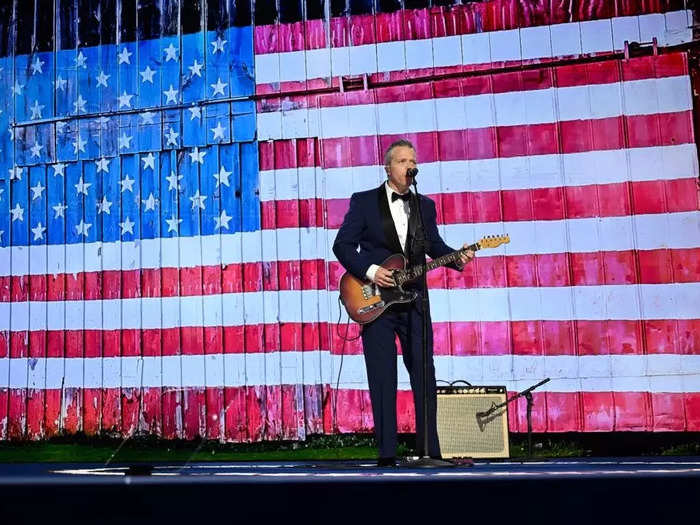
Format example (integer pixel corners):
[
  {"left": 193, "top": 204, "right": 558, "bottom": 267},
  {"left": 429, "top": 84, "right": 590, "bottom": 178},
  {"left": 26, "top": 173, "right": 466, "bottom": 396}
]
[{"left": 0, "top": 0, "right": 699, "bottom": 442}]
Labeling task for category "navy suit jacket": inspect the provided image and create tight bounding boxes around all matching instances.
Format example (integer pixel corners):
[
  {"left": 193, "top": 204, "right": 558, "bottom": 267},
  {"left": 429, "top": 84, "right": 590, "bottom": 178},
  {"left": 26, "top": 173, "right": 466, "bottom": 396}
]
[{"left": 332, "top": 184, "right": 460, "bottom": 282}]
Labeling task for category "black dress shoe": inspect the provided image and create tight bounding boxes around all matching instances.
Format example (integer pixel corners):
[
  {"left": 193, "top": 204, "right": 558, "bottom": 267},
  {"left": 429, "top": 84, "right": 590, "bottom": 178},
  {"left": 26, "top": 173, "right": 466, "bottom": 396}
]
[{"left": 377, "top": 457, "right": 397, "bottom": 467}]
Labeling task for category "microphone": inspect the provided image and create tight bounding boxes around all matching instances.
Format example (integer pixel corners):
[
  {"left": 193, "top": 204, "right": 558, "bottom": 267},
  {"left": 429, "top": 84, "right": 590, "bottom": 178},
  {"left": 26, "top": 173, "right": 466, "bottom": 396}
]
[{"left": 406, "top": 167, "right": 418, "bottom": 178}]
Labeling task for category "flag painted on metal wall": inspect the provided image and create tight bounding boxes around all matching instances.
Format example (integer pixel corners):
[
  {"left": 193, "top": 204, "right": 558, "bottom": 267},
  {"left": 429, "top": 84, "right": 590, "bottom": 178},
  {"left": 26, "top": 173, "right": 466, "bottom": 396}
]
[{"left": 0, "top": 1, "right": 698, "bottom": 442}]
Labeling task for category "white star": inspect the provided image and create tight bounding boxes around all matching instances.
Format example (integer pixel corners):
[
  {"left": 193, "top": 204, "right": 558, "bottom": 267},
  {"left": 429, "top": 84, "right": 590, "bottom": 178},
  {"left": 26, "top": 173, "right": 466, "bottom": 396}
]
[
  {"left": 118, "top": 47, "right": 132, "bottom": 64},
  {"left": 75, "top": 219, "right": 92, "bottom": 237},
  {"left": 54, "top": 75, "right": 67, "bottom": 91},
  {"left": 140, "top": 66, "right": 156, "bottom": 83},
  {"left": 190, "top": 190, "right": 207, "bottom": 210},
  {"left": 30, "top": 180, "right": 45, "bottom": 200},
  {"left": 9, "top": 166, "right": 23, "bottom": 181},
  {"left": 188, "top": 105, "right": 202, "bottom": 120},
  {"left": 73, "top": 135, "right": 87, "bottom": 154},
  {"left": 75, "top": 51, "right": 87, "bottom": 68},
  {"left": 95, "top": 116, "right": 110, "bottom": 127},
  {"left": 141, "top": 152, "right": 155, "bottom": 170},
  {"left": 118, "top": 91, "right": 133, "bottom": 109},
  {"left": 52, "top": 163, "right": 66, "bottom": 177},
  {"left": 211, "top": 121, "right": 226, "bottom": 141},
  {"left": 189, "top": 146, "right": 206, "bottom": 164},
  {"left": 165, "top": 127, "right": 179, "bottom": 147},
  {"left": 75, "top": 176, "right": 91, "bottom": 195},
  {"left": 32, "top": 222, "right": 46, "bottom": 241},
  {"left": 164, "top": 43, "right": 178, "bottom": 62},
  {"left": 95, "top": 157, "right": 110, "bottom": 173},
  {"left": 97, "top": 196, "right": 113, "bottom": 214},
  {"left": 214, "top": 209, "right": 232, "bottom": 230},
  {"left": 74, "top": 94, "right": 87, "bottom": 114},
  {"left": 119, "top": 217, "right": 135, "bottom": 236},
  {"left": 96, "top": 70, "right": 110, "bottom": 88},
  {"left": 29, "top": 99, "right": 45, "bottom": 119},
  {"left": 31, "top": 222, "right": 46, "bottom": 241},
  {"left": 118, "top": 132, "right": 133, "bottom": 150},
  {"left": 165, "top": 215, "right": 182, "bottom": 233},
  {"left": 211, "top": 36, "right": 227, "bottom": 54},
  {"left": 142, "top": 192, "right": 157, "bottom": 211},
  {"left": 11, "top": 81, "right": 23, "bottom": 96},
  {"left": 166, "top": 171, "right": 183, "bottom": 191},
  {"left": 119, "top": 174, "right": 135, "bottom": 193},
  {"left": 163, "top": 84, "right": 178, "bottom": 104},
  {"left": 140, "top": 111, "right": 156, "bottom": 125},
  {"left": 210, "top": 77, "right": 228, "bottom": 97},
  {"left": 31, "top": 56, "right": 45, "bottom": 74},
  {"left": 30, "top": 141, "right": 44, "bottom": 158},
  {"left": 214, "top": 165, "right": 232, "bottom": 187},
  {"left": 53, "top": 202, "right": 67, "bottom": 219},
  {"left": 55, "top": 121, "right": 67, "bottom": 134},
  {"left": 188, "top": 59, "right": 203, "bottom": 77},
  {"left": 11, "top": 203, "right": 24, "bottom": 222}
]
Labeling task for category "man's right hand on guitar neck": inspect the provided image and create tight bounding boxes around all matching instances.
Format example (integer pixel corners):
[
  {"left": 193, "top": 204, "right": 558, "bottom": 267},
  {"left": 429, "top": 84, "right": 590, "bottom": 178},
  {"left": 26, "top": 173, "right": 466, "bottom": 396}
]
[{"left": 366, "top": 264, "right": 396, "bottom": 288}]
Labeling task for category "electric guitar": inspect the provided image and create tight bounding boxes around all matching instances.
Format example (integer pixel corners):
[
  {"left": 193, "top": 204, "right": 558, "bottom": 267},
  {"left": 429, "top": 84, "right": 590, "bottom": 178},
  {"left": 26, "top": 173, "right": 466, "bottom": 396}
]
[{"left": 338, "top": 234, "right": 510, "bottom": 324}]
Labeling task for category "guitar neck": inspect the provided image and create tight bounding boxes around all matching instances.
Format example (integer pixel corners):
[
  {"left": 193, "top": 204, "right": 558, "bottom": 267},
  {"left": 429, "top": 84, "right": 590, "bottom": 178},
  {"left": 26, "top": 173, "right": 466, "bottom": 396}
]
[{"left": 407, "top": 242, "right": 480, "bottom": 279}]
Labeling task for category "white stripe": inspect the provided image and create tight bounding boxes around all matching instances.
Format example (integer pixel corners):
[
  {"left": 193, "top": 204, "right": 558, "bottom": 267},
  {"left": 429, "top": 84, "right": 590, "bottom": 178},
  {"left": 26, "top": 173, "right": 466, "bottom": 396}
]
[
  {"left": 259, "top": 75, "right": 690, "bottom": 141},
  {"left": 2, "top": 211, "right": 699, "bottom": 277},
  {"left": 335, "top": 354, "right": 700, "bottom": 392},
  {"left": 259, "top": 145, "right": 698, "bottom": 201},
  {"left": 254, "top": 11, "right": 693, "bottom": 85},
  {"left": 328, "top": 212, "right": 700, "bottom": 259},
  {"left": 1, "top": 353, "right": 698, "bottom": 391},
  {"left": 2, "top": 283, "right": 699, "bottom": 331}
]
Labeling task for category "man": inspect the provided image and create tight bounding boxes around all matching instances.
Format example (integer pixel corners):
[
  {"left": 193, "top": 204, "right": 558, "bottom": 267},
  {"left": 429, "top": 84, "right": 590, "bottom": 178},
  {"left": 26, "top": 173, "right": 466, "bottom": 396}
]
[{"left": 333, "top": 139, "right": 474, "bottom": 466}]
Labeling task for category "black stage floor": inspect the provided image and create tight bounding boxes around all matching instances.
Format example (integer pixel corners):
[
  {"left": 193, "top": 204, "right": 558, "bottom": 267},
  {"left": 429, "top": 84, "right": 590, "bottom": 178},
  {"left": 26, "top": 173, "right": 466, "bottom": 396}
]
[{"left": 2, "top": 458, "right": 699, "bottom": 523}]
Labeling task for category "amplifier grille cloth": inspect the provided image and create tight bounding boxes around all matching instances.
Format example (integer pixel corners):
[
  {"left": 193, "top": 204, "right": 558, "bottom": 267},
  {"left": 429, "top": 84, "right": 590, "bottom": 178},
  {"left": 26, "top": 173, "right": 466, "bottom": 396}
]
[{"left": 437, "top": 393, "right": 509, "bottom": 458}]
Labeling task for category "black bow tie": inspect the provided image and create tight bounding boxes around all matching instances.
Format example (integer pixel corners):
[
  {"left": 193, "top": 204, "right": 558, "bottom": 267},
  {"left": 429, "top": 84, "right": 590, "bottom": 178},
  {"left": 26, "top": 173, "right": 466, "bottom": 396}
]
[{"left": 391, "top": 192, "right": 411, "bottom": 203}]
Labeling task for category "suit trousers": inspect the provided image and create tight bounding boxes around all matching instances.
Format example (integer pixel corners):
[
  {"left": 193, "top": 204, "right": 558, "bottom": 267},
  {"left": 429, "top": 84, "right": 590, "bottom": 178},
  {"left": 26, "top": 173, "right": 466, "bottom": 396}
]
[{"left": 361, "top": 301, "right": 441, "bottom": 459}]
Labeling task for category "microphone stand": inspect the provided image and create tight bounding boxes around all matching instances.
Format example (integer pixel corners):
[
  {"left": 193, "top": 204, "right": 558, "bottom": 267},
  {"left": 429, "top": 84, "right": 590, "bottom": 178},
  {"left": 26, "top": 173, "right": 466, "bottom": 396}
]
[
  {"left": 475, "top": 378, "right": 550, "bottom": 458},
  {"left": 405, "top": 176, "right": 454, "bottom": 468}
]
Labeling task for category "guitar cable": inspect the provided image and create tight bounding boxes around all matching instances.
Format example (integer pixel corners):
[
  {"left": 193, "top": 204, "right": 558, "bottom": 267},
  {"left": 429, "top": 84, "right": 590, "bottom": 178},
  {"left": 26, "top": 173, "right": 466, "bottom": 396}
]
[{"left": 332, "top": 296, "right": 362, "bottom": 432}]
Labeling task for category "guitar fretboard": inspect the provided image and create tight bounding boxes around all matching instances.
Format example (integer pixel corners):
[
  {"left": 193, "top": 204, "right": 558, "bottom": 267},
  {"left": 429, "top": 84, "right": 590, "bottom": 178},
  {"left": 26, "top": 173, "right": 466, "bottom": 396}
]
[{"left": 404, "top": 242, "right": 480, "bottom": 281}]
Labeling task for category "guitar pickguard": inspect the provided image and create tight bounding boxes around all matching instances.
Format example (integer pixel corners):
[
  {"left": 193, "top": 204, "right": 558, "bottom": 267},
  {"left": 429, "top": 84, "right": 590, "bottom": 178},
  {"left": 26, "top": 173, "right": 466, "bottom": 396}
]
[{"left": 355, "top": 284, "right": 417, "bottom": 317}]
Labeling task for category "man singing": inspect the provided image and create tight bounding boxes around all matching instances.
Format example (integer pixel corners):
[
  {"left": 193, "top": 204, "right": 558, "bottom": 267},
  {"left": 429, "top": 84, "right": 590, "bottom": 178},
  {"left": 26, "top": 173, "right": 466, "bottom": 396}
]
[{"left": 333, "top": 139, "right": 474, "bottom": 466}]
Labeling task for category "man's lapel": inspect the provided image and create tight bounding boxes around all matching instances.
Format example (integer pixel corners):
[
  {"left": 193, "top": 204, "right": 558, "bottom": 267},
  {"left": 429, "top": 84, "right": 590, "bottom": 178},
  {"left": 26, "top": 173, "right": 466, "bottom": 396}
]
[{"left": 377, "top": 183, "right": 404, "bottom": 255}]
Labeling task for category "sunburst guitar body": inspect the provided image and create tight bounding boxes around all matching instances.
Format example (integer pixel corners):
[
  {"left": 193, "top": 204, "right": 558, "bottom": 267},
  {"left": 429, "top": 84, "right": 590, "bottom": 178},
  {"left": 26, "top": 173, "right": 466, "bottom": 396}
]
[{"left": 338, "top": 235, "right": 510, "bottom": 324}]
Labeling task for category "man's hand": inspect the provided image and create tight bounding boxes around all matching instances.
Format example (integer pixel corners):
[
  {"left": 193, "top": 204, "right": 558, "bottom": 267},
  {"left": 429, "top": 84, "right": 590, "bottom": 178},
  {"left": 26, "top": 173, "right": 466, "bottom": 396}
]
[
  {"left": 373, "top": 266, "right": 396, "bottom": 288},
  {"left": 458, "top": 244, "right": 475, "bottom": 267}
]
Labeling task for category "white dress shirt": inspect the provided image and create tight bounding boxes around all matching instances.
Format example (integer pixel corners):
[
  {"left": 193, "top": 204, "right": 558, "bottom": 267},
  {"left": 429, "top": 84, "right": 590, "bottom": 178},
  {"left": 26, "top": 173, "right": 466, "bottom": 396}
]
[{"left": 365, "top": 182, "right": 411, "bottom": 282}]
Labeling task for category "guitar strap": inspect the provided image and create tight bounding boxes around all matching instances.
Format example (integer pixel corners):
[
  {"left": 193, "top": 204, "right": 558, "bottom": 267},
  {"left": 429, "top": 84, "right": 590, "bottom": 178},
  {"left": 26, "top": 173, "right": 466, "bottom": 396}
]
[
  {"left": 377, "top": 184, "right": 404, "bottom": 255},
  {"left": 406, "top": 193, "right": 424, "bottom": 264}
]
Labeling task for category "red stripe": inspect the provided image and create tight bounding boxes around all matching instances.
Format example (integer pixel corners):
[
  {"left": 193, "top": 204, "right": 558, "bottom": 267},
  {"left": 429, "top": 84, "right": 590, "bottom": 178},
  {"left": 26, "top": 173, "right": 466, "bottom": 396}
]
[
  {"left": 2, "top": 318, "right": 698, "bottom": 358},
  {"left": 3, "top": 387, "right": 699, "bottom": 440},
  {"left": 4, "top": 385, "right": 324, "bottom": 441},
  {"left": 4, "top": 247, "right": 700, "bottom": 304},
  {"left": 253, "top": 4, "right": 682, "bottom": 54},
  {"left": 330, "top": 319, "right": 700, "bottom": 357},
  {"left": 304, "top": 178, "right": 699, "bottom": 229},
  {"left": 314, "top": 112, "right": 693, "bottom": 168}
]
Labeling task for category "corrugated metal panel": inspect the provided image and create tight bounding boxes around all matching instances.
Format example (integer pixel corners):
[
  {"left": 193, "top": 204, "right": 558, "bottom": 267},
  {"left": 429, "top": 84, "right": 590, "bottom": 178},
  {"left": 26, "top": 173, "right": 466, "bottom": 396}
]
[{"left": 0, "top": 1, "right": 698, "bottom": 441}]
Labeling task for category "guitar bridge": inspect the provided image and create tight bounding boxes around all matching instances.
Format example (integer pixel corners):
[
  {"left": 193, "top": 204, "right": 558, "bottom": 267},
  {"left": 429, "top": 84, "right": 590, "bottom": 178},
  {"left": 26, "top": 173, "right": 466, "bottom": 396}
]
[{"left": 358, "top": 301, "right": 385, "bottom": 314}]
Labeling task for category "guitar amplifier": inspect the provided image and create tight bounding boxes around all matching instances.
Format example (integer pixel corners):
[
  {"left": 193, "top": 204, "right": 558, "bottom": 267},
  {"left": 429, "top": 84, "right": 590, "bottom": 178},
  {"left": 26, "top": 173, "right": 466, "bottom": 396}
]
[{"left": 436, "top": 385, "right": 509, "bottom": 459}]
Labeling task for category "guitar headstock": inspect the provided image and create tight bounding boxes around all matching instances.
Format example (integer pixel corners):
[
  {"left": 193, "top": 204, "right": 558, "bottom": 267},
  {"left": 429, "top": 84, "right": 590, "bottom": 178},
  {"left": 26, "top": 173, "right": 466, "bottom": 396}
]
[{"left": 476, "top": 234, "right": 510, "bottom": 250}]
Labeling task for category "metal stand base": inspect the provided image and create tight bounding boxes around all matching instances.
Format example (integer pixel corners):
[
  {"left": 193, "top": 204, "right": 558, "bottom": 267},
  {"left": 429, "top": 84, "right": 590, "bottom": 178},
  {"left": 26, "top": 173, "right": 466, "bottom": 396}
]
[{"left": 400, "top": 457, "right": 461, "bottom": 468}]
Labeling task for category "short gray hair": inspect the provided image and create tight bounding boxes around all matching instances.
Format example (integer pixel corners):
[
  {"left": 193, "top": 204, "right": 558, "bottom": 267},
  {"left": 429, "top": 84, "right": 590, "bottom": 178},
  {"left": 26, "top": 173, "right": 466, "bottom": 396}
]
[{"left": 384, "top": 139, "right": 415, "bottom": 167}]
